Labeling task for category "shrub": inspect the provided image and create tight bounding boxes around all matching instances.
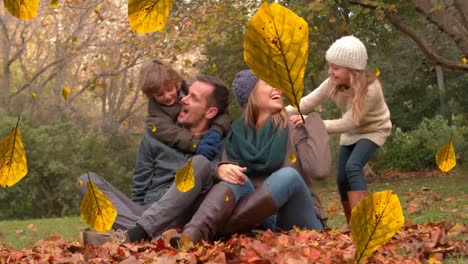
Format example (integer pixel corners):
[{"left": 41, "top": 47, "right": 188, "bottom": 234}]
[
  {"left": 374, "top": 115, "right": 468, "bottom": 172},
  {"left": 0, "top": 116, "right": 138, "bottom": 220}
]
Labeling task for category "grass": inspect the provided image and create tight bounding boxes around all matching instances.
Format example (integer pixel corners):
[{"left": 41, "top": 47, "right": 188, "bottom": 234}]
[
  {"left": 317, "top": 173, "right": 467, "bottom": 229},
  {"left": 0, "top": 173, "right": 466, "bottom": 250}
]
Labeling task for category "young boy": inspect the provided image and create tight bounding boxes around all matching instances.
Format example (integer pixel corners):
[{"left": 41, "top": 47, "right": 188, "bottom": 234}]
[{"left": 140, "top": 59, "right": 231, "bottom": 160}]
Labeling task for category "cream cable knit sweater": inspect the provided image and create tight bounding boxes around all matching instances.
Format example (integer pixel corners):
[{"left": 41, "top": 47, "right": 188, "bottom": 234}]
[{"left": 285, "top": 78, "right": 392, "bottom": 147}]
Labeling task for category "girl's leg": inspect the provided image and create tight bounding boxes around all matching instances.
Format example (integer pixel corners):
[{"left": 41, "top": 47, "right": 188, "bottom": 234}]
[
  {"left": 337, "top": 145, "right": 353, "bottom": 201},
  {"left": 345, "top": 139, "right": 379, "bottom": 192},
  {"left": 345, "top": 139, "right": 379, "bottom": 211}
]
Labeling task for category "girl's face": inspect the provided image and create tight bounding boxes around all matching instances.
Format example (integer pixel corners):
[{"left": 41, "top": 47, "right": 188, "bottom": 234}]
[
  {"left": 328, "top": 63, "right": 351, "bottom": 86},
  {"left": 254, "top": 80, "right": 284, "bottom": 114},
  {"left": 152, "top": 82, "right": 178, "bottom": 106}
]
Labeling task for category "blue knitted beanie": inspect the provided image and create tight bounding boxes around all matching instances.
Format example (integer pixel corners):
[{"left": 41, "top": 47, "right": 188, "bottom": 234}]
[{"left": 232, "top": 70, "right": 259, "bottom": 108}]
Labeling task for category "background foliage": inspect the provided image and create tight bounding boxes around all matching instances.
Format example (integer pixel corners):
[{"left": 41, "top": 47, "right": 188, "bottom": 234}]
[{"left": 0, "top": 0, "right": 467, "bottom": 219}]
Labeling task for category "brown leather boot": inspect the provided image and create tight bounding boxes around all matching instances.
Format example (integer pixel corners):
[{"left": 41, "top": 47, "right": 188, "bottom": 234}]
[
  {"left": 341, "top": 201, "right": 351, "bottom": 224},
  {"left": 348, "top": 190, "right": 369, "bottom": 212},
  {"left": 171, "top": 184, "right": 236, "bottom": 247},
  {"left": 222, "top": 186, "right": 277, "bottom": 236}
]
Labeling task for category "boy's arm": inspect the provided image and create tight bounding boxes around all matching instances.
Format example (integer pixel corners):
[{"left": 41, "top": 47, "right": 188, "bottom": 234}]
[{"left": 146, "top": 111, "right": 199, "bottom": 153}]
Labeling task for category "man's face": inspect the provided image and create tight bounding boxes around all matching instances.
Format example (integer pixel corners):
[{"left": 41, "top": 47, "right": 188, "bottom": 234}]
[{"left": 178, "top": 81, "right": 217, "bottom": 131}]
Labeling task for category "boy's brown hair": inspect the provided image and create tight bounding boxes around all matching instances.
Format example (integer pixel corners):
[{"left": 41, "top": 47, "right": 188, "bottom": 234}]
[{"left": 139, "top": 59, "right": 184, "bottom": 97}]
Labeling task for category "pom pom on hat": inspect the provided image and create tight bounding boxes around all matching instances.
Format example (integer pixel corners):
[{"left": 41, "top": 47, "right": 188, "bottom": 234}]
[
  {"left": 326, "top": 36, "right": 367, "bottom": 70},
  {"left": 232, "top": 70, "right": 259, "bottom": 108}
]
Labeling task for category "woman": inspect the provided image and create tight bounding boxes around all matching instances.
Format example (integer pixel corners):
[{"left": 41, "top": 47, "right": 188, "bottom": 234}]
[
  {"left": 286, "top": 36, "right": 392, "bottom": 223},
  {"left": 170, "top": 69, "right": 331, "bottom": 246}
]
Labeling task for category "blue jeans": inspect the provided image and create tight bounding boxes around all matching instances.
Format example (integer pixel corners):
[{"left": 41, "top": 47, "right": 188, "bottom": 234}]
[
  {"left": 337, "top": 139, "right": 379, "bottom": 201},
  {"left": 221, "top": 167, "right": 323, "bottom": 231}
]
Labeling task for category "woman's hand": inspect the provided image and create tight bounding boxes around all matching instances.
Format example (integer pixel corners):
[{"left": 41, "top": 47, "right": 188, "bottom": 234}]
[
  {"left": 218, "top": 164, "right": 247, "bottom": 185},
  {"left": 289, "top": 115, "right": 304, "bottom": 128}
]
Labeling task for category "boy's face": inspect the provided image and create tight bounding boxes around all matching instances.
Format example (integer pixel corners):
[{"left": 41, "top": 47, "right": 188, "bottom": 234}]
[{"left": 152, "top": 82, "right": 178, "bottom": 106}]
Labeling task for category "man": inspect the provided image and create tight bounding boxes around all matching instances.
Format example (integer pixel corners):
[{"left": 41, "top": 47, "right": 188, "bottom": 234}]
[{"left": 76, "top": 75, "right": 231, "bottom": 245}]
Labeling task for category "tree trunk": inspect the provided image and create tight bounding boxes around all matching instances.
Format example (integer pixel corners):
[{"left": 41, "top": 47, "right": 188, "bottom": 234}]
[
  {"left": 434, "top": 65, "right": 450, "bottom": 124},
  {"left": 0, "top": 16, "right": 10, "bottom": 110}
]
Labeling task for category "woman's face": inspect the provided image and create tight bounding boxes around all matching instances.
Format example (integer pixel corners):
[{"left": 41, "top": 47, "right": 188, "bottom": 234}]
[
  {"left": 328, "top": 63, "right": 351, "bottom": 86},
  {"left": 254, "top": 80, "right": 284, "bottom": 114}
]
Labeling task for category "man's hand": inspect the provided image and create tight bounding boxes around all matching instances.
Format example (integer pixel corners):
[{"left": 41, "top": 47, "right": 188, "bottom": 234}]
[
  {"left": 218, "top": 164, "right": 247, "bottom": 185},
  {"left": 196, "top": 129, "right": 222, "bottom": 160}
]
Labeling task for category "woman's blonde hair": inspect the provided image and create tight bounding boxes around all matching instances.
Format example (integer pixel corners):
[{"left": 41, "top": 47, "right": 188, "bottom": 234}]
[
  {"left": 243, "top": 84, "right": 288, "bottom": 130},
  {"left": 328, "top": 70, "right": 378, "bottom": 126},
  {"left": 139, "top": 59, "right": 184, "bottom": 97}
]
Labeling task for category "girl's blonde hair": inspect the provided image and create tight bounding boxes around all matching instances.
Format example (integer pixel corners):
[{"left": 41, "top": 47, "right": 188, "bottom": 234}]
[
  {"left": 243, "top": 84, "right": 288, "bottom": 130},
  {"left": 139, "top": 59, "right": 184, "bottom": 97},
  {"left": 328, "top": 70, "right": 378, "bottom": 126}
]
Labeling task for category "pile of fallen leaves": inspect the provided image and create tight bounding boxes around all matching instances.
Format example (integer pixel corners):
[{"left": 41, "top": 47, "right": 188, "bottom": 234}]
[{"left": 0, "top": 221, "right": 465, "bottom": 263}]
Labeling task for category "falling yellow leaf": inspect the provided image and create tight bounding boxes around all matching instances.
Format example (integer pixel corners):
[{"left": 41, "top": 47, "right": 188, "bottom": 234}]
[
  {"left": 244, "top": 3, "right": 307, "bottom": 117},
  {"left": 3, "top": 0, "right": 39, "bottom": 20},
  {"left": 0, "top": 117, "right": 28, "bottom": 187},
  {"left": 31, "top": 93, "right": 37, "bottom": 101},
  {"left": 72, "top": 37, "right": 78, "bottom": 45},
  {"left": 151, "top": 124, "right": 157, "bottom": 133},
  {"left": 128, "top": 0, "right": 173, "bottom": 34},
  {"left": 374, "top": 66, "right": 380, "bottom": 77},
  {"left": 289, "top": 153, "right": 297, "bottom": 163},
  {"left": 175, "top": 160, "right": 194, "bottom": 192},
  {"left": 436, "top": 139, "right": 456, "bottom": 172},
  {"left": 80, "top": 178, "right": 117, "bottom": 232},
  {"left": 77, "top": 179, "right": 83, "bottom": 187},
  {"left": 461, "top": 57, "right": 467, "bottom": 65},
  {"left": 121, "top": 121, "right": 127, "bottom": 127},
  {"left": 192, "top": 142, "right": 198, "bottom": 150},
  {"left": 62, "top": 86, "right": 71, "bottom": 101},
  {"left": 350, "top": 190, "right": 404, "bottom": 263},
  {"left": 313, "top": 26, "right": 318, "bottom": 32},
  {"left": 50, "top": 0, "right": 59, "bottom": 8},
  {"left": 224, "top": 195, "right": 230, "bottom": 202}
]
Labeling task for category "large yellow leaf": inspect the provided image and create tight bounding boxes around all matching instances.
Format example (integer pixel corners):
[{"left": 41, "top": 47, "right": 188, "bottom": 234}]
[
  {"left": 80, "top": 177, "right": 117, "bottom": 232},
  {"left": 0, "top": 118, "right": 28, "bottom": 187},
  {"left": 128, "top": 0, "right": 173, "bottom": 34},
  {"left": 436, "top": 139, "right": 456, "bottom": 173},
  {"left": 350, "top": 190, "right": 404, "bottom": 263},
  {"left": 244, "top": 3, "right": 308, "bottom": 114},
  {"left": 175, "top": 160, "right": 194, "bottom": 192},
  {"left": 3, "top": 0, "right": 39, "bottom": 20}
]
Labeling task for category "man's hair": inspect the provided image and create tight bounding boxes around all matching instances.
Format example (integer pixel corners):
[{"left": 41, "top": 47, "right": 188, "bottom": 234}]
[
  {"left": 196, "top": 75, "right": 230, "bottom": 115},
  {"left": 139, "top": 59, "right": 184, "bottom": 96}
]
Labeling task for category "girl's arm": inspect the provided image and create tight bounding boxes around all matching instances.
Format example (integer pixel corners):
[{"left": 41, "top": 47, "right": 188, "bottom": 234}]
[{"left": 285, "top": 78, "right": 330, "bottom": 115}]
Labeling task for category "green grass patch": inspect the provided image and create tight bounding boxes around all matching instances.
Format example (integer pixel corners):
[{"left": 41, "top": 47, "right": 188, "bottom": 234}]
[
  {"left": 316, "top": 173, "right": 467, "bottom": 229},
  {"left": 0, "top": 173, "right": 466, "bottom": 249},
  {"left": 0, "top": 216, "right": 86, "bottom": 249}
]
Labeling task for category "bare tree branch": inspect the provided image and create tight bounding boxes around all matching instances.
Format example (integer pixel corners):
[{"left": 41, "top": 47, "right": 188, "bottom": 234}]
[{"left": 348, "top": 0, "right": 468, "bottom": 71}]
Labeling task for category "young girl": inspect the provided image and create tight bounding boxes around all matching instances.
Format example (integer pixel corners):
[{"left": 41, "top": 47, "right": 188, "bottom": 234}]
[
  {"left": 140, "top": 59, "right": 231, "bottom": 160},
  {"left": 286, "top": 36, "right": 392, "bottom": 223}
]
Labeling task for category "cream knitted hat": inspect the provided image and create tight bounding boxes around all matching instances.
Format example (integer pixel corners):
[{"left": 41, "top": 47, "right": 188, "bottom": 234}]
[{"left": 325, "top": 36, "right": 367, "bottom": 70}]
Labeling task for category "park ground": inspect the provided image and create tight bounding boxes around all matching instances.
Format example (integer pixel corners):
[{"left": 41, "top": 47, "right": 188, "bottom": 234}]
[{"left": 0, "top": 170, "right": 466, "bottom": 262}]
